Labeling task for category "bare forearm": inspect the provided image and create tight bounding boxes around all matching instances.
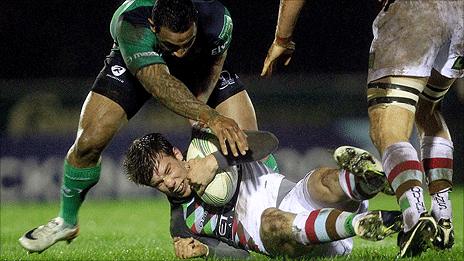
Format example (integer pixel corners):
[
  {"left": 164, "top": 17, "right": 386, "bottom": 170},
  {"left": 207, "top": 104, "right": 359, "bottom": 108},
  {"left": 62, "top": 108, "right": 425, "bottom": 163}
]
[
  {"left": 136, "top": 65, "right": 219, "bottom": 123},
  {"left": 275, "top": 0, "right": 306, "bottom": 38}
]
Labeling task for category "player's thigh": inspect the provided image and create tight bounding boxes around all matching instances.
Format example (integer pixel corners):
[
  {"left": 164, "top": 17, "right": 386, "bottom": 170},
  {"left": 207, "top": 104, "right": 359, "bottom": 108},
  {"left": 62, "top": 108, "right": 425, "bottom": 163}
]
[
  {"left": 91, "top": 50, "right": 151, "bottom": 120},
  {"left": 207, "top": 70, "right": 257, "bottom": 130},
  {"left": 215, "top": 90, "right": 257, "bottom": 130},
  {"left": 367, "top": 76, "right": 428, "bottom": 152},
  {"left": 73, "top": 51, "right": 150, "bottom": 154}
]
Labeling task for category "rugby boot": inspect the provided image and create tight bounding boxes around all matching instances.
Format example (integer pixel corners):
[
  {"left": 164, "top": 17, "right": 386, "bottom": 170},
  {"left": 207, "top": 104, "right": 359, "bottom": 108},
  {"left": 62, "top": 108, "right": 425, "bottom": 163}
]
[
  {"left": 334, "top": 146, "right": 395, "bottom": 195},
  {"left": 397, "top": 213, "right": 437, "bottom": 258},
  {"left": 354, "top": 210, "right": 403, "bottom": 241},
  {"left": 433, "top": 218, "right": 454, "bottom": 250},
  {"left": 19, "top": 217, "right": 79, "bottom": 253}
]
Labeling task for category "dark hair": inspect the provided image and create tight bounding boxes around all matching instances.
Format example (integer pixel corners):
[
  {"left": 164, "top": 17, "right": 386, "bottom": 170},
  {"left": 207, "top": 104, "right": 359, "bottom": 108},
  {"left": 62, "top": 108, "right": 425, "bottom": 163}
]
[
  {"left": 151, "top": 0, "right": 198, "bottom": 32},
  {"left": 124, "top": 133, "right": 174, "bottom": 186}
]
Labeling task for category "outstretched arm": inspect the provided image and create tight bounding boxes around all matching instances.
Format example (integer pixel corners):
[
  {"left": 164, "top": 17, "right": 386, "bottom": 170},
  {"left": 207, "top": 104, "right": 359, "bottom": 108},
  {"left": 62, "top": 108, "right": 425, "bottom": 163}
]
[
  {"left": 136, "top": 64, "right": 248, "bottom": 156},
  {"left": 261, "top": 0, "right": 306, "bottom": 76}
]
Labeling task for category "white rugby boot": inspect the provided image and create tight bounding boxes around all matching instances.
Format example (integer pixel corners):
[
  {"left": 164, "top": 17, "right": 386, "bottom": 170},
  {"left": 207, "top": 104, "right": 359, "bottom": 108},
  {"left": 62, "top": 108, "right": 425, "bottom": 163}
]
[{"left": 19, "top": 217, "right": 79, "bottom": 253}]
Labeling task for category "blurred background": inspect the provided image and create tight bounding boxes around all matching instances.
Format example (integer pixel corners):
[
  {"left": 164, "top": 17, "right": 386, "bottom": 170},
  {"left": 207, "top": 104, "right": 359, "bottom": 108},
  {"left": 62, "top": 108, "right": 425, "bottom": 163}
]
[{"left": 1, "top": 0, "right": 463, "bottom": 202}]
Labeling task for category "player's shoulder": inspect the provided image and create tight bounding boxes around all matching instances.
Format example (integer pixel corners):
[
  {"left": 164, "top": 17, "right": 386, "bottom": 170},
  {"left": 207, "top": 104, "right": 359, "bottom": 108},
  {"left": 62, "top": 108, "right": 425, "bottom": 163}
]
[
  {"left": 194, "top": 0, "right": 233, "bottom": 56},
  {"left": 117, "top": 0, "right": 153, "bottom": 27}
]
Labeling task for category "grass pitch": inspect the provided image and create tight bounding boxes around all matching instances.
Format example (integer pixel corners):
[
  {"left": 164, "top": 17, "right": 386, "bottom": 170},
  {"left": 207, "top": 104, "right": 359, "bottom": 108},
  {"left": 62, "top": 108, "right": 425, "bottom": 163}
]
[{"left": 1, "top": 188, "right": 462, "bottom": 260}]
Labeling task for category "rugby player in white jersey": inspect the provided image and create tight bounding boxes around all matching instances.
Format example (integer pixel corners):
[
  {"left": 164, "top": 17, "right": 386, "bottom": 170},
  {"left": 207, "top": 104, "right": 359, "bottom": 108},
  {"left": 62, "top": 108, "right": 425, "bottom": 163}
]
[{"left": 123, "top": 130, "right": 402, "bottom": 259}]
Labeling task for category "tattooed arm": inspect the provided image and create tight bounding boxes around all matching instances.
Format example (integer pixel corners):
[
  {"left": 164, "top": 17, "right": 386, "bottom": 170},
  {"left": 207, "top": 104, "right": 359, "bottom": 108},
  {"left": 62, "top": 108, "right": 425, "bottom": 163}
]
[
  {"left": 136, "top": 64, "right": 213, "bottom": 122},
  {"left": 136, "top": 64, "right": 248, "bottom": 156}
]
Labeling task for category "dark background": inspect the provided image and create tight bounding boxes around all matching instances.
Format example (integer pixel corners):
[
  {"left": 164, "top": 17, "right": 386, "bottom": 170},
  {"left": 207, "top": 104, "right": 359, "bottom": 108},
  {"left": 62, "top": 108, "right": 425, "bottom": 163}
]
[
  {"left": 1, "top": 0, "right": 462, "bottom": 189},
  {"left": 2, "top": 0, "right": 382, "bottom": 78}
]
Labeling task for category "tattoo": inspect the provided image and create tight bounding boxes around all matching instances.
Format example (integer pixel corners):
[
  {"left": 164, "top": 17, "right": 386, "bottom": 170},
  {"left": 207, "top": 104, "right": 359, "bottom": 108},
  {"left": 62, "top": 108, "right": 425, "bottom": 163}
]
[{"left": 136, "top": 64, "right": 211, "bottom": 122}]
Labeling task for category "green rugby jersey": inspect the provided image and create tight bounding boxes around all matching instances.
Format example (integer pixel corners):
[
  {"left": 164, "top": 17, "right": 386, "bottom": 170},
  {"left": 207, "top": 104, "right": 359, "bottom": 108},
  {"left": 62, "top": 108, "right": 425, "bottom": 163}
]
[{"left": 109, "top": 0, "right": 233, "bottom": 75}]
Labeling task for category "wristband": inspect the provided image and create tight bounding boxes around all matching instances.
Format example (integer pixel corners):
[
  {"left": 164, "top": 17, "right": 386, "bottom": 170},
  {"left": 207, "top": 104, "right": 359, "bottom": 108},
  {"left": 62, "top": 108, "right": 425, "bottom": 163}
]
[{"left": 275, "top": 35, "right": 292, "bottom": 47}]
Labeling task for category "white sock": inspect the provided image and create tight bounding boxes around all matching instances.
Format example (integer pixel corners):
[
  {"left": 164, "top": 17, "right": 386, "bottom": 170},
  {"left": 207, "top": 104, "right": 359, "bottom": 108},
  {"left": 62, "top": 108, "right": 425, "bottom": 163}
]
[
  {"left": 431, "top": 188, "right": 452, "bottom": 222},
  {"left": 399, "top": 187, "right": 427, "bottom": 232}
]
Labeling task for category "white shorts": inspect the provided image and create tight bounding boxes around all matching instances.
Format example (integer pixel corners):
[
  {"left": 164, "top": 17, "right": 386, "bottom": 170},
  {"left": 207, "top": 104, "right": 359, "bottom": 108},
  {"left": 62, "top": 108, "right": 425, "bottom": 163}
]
[
  {"left": 368, "top": 0, "right": 464, "bottom": 83},
  {"left": 236, "top": 165, "right": 358, "bottom": 256},
  {"left": 234, "top": 162, "right": 284, "bottom": 254}
]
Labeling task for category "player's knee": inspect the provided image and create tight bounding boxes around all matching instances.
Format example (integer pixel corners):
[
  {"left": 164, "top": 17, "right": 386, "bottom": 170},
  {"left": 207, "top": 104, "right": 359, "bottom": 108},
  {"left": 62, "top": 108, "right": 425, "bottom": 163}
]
[
  {"left": 307, "top": 169, "right": 341, "bottom": 204},
  {"left": 72, "top": 131, "right": 108, "bottom": 163},
  {"left": 260, "top": 208, "right": 287, "bottom": 237}
]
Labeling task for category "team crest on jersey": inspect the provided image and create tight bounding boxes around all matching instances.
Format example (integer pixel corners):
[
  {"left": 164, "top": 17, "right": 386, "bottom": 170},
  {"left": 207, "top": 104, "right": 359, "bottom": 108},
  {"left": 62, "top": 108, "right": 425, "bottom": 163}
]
[
  {"left": 111, "top": 65, "right": 126, "bottom": 76},
  {"left": 219, "top": 70, "right": 236, "bottom": 90}
]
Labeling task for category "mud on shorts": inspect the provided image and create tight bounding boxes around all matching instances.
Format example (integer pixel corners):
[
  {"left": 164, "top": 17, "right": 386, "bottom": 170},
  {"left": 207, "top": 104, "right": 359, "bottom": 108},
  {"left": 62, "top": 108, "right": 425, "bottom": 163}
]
[
  {"left": 368, "top": 0, "right": 464, "bottom": 82},
  {"left": 276, "top": 170, "right": 367, "bottom": 257},
  {"left": 91, "top": 50, "right": 246, "bottom": 119},
  {"left": 235, "top": 164, "right": 364, "bottom": 257}
]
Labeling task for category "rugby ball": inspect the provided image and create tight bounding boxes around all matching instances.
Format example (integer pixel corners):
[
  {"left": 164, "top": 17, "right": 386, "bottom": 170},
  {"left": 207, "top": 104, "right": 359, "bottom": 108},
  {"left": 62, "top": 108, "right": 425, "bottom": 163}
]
[{"left": 186, "top": 131, "right": 238, "bottom": 207}]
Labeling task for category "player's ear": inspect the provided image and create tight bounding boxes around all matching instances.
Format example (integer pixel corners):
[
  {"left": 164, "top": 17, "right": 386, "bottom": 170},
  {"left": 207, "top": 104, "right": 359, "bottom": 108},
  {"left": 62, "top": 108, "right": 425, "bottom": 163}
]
[{"left": 172, "top": 147, "right": 184, "bottom": 161}]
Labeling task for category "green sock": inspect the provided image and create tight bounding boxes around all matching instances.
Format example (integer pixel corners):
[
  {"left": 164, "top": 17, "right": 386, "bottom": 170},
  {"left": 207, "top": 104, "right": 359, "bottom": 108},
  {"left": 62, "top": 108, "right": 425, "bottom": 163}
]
[
  {"left": 263, "top": 153, "right": 279, "bottom": 172},
  {"left": 59, "top": 160, "right": 101, "bottom": 226}
]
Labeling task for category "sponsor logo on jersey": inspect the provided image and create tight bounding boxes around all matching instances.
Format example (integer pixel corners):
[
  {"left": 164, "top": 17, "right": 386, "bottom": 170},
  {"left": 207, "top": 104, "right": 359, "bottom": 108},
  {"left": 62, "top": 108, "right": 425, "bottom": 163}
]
[
  {"left": 212, "top": 14, "right": 233, "bottom": 55},
  {"left": 111, "top": 65, "right": 126, "bottom": 76},
  {"left": 212, "top": 42, "right": 227, "bottom": 56},
  {"left": 219, "top": 70, "right": 236, "bottom": 90},
  {"left": 126, "top": 51, "right": 160, "bottom": 63}
]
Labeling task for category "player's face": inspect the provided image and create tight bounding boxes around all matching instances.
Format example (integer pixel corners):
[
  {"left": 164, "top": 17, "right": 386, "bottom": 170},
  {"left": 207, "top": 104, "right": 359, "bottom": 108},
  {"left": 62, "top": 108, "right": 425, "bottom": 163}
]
[
  {"left": 151, "top": 150, "right": 192, "bottom": 199},
  {"left": 155, "top": 23, "right": 197, "bottom": 58}
]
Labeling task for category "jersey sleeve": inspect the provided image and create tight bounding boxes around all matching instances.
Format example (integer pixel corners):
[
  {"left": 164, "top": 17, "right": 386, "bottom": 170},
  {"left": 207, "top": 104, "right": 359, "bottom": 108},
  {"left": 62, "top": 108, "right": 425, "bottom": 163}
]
[
  {"left": 195, "top": 1, "right": 233, "bottom": 56},
  {"left": 210, "top": 9, "right": 233, "bottom": 56},
  {"left": 115, "top": 20, "right": 165, "bottom": 75},
  {"left": 169, "top": 201, "right": 249, "bottom": 259}
]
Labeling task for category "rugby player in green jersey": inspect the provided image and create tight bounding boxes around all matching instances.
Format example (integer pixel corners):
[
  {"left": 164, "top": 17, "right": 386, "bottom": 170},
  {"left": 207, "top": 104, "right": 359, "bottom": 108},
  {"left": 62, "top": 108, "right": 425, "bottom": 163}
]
[{"left": 19, "top": 0, "right": 277, "bottom": 253}]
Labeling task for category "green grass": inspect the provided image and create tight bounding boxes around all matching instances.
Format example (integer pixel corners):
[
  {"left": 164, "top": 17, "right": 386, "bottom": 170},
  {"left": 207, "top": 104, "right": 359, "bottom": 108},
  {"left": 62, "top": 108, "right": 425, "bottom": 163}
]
[{"left": 1, "top": 188, "right": 462, "bottom": 260}]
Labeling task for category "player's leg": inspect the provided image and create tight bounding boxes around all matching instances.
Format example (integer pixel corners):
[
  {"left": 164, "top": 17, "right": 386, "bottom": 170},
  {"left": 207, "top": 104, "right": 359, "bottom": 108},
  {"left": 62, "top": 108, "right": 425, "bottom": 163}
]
[
  {"left": 269, "top": 166, "right": 402, "bottom": 257},
  {"left": 416, "top": 69, "right": 456, "bottom": 250},
  {"left": 18, "top": 92, "right": 128, "bottom": 253},
  {"left": 19, "top": 51, "right": 151, "bottom": 253},
  {"left": 260, "top": 207, "right": 401, "bottom": 258},
  {"left": 308, "top": 146, "right": 391, "bottom": 212},
  {"left": 61, "top": 92, "right": 128, "bottom": 224},
  {"left": 208, "top": 70, "right": 279, "bottom": 171},
  {"left": 368, "top": 76, "right": 439, "bottom": 258}
]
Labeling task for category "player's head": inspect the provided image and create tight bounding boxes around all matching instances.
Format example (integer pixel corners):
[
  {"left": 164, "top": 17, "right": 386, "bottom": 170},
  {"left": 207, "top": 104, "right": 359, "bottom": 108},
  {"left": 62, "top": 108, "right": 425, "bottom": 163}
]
[
  {"left": 124, "top": 133, "right": 192, "bottom": 198},
  {"left": 150, "top": 0, "right": 198, "bottom": 58}
]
